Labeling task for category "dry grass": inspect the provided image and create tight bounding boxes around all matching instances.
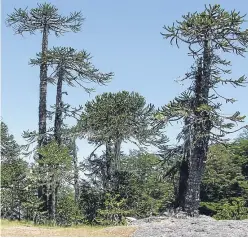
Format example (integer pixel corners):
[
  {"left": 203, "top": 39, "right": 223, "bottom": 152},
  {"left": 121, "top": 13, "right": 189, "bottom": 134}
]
[{"left": 0, "top": 219, "right": 137, "bottom": 237}]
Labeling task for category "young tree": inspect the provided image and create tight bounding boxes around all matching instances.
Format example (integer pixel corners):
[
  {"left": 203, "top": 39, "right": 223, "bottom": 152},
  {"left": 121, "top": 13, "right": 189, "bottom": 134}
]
[
  {"left": 160, "top": 4, "right": 248, "bottom": 215},
  {"left": 1, "top": 122, "right": 26, "bottom": 220},
  {"left": 37, "top": 141, "right": 72, "bottom": 224},
  {"left": 1, "top": 121, "right": 20, "bottom": 161}
]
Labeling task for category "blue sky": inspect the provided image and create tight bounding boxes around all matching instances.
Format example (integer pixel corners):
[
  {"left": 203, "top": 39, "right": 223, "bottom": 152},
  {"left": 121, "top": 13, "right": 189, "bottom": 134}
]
[{"left": 2, "top": 0, "right": 248, "bottom": 161}]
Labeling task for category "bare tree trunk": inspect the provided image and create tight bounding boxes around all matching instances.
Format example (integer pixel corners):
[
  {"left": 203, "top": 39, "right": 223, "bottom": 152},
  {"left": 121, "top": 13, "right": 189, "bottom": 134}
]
[
  {"left": 175, "top": 117, "right": 191, "bottom": 210},
  {"left": 48, "top": 66, "right": 64, "bottom": 222},
  {"left": 72, "top": 138, "right": 79, "bottom": 204},
  {"left": 114, "top": 137, "right": 122, "bottom": 171},
  {"left": 38, "top": 24, "right": 48, "bottom": 148},
  {"left": 184, "top": 40, "right": 211, "bottom": 216},
  {"left": 50, "top": 174, "right": 56, "bottom": 225},
  {"left": 38, "top": 24, "right": 49, "bottom": 212},
  {"left": 184, "top": 139, "right": 206, "bottom": 215},
  {"left": 175, "top": 157, "right": 189, "bottom": 209},
  {"left": 54, "top": 66, "right": 64, "bottom": 146},
  {"left": 105, "top": 141, "right": 113, "bottom": 190}
]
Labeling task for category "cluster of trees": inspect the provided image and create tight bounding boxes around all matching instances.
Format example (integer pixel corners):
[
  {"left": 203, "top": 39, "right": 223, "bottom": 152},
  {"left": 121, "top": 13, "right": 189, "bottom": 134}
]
[{"left": 1, "top": 3, "right": 248, "bottom": 226}]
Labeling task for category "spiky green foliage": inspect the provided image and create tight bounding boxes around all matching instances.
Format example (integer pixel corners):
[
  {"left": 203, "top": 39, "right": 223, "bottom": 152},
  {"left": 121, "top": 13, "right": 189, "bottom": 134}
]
[
  {"left": 6, "top": 3, "right": 83, "bottom": 36},
  {"left": 78, "top": 91, "right": 166, "bottom": 146},
  {"left": 0, "top": 122, "right": 41, "bottom": 221},
  {"left": 30, "top": 47, "right": 113, "bottom": 91},
  {"left": 160, "top": 4, "right": 248, "bottom": 215},
  {"left": 78, "top": 91, "right": 167, "bottom": 190},
  {"left": 79, "top": 152, "right": 175, "bottom": 224}
]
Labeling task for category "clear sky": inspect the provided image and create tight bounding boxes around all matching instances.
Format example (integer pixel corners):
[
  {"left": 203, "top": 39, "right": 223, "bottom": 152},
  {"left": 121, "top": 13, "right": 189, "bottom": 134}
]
[{"left": 2, "top": 0, "right": 248, "bottom": 162}]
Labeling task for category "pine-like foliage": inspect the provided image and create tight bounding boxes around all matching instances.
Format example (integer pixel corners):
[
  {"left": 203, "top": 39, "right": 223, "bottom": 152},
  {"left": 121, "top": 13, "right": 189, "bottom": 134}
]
[
  {"left": 1, "top": 121, "right": 20, "bottom": 161},
  {"left": 78, "top": 91, "right": 167, "bottom": 190},
  {"left": 160, "top": 4, "right": 248, "bottom": 215},
  {"left": 7, "top": 3, "right": 84, "bottom": 148}
]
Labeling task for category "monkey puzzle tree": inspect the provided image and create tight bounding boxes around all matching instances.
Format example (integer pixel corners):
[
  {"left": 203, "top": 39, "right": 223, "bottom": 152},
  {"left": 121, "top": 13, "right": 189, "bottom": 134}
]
[
  {"left": 30, "top": 47, "right": 113, "bottom": 206},
  {"left": 30, "top": 47, "right": 113, "bottom": 146},
  {"left": 6, "top": 3, "right": 83, "bottom": 148},
  {"left": 7, "top": 4, "right": 83, "bottom": 212},
  {"left": 78, "top": 91, "right": 167, "bottom": 190},
  {"left": 160, "top": 4, "right": 248, "bottom": 215}
]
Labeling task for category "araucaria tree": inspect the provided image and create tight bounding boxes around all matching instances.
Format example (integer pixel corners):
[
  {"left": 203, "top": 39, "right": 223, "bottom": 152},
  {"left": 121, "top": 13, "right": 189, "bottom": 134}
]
[
  {"left": 6, "top": 2, "right": 83, "bottom": 211},
  {"left": 6, "top": 3, "right": 83, "bottom": 148},
  {"left": 30, "top": 47, "right": 113, "bottom": 214},
  {"left": 161, "top": 4, "right": 248, "bottom": 215},
  {"left": 78, "top": 91, "right": 167, "bottom": 190},
  {"left": 30, "top": 47, "right": 113, "bottom": 146}
]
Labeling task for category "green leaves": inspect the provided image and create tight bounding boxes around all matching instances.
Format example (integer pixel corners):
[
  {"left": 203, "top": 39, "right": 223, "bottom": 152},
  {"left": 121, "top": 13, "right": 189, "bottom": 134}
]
[{"left": 38, "top": 140, "right": 71, "bottom": 169}]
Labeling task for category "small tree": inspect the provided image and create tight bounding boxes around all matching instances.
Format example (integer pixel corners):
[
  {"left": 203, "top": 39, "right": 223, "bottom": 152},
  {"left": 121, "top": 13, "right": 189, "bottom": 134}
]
[{"left": 37, "top": 141, "right": 72, "bottom": 224}]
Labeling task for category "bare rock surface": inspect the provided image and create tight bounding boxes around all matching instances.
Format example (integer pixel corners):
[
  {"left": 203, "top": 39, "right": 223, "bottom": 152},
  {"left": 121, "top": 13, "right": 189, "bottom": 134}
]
[{"left": 130, "top": 216, "right": 248, "bottom": 237}]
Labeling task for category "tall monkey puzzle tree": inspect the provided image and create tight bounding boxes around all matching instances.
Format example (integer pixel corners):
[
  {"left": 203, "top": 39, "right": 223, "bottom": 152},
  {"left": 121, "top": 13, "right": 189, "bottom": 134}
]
[
  {"left": 30, "top": 47, "right": 113, "bottom": 146},
  {"left": 160, "top": 4, "right": 248, "bottom": 215},
  {"left": 6, "top": 3, "right": 83, "bottom": 149},
  {"left": 6, "top": 2, "right": 83, "bottom": 213},
  {"left": 30, "top": 47, "right": 113, "bottom": 213}
]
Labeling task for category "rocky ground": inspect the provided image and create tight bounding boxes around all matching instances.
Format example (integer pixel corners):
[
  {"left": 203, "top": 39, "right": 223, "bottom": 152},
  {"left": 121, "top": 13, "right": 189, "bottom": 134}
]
[
  {"left": 1, "top": 216, "right": 248, "bottom": 237},
  {"left": 129, "top": 215, "right": 248, "bottom": 237}
]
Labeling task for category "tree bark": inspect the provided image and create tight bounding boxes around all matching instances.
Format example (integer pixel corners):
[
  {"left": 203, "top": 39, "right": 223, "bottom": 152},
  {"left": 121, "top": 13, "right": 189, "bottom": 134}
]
[
  {"left": 50, "top": 173, "right": 56, "bottom": 225},
  {"left": 114, "top": 137, "right": 122, "bottom": 171},
  {"left": 48, "top": 66, "right": 64, "bottom": 221},
  {"left": 184, "top": 40, "right": 212, "bottom": 216},
  {"left": 54, "top": 66, "right": 64, "bottom": 146},
  {"left": 38, "top": 24, "right": 49, "bottom": 212},
  {"left": 38, "top": 24, "right": 48, "bottom": 149},
  {"left": 175, "top": 157, "right": 189, "bottom": 209},
  {"left": 105, "top": 140, "right": 113, "bottom": 190},
  {"left": 72, "top": 138, "right": 80, "bottom": 204},
  {"left": 175, "top": 117, "right": 191, "bottom": 210}
]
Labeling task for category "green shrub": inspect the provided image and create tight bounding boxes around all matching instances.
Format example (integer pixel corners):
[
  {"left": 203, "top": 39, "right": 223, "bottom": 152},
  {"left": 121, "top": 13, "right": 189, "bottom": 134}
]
[
  {"left": 200, "top": 197, "right": 248, "bottom": 220},
  {"left": 95, "top": 193, "right": 132, "bottom": 226},
  {"left": 56, "top": 191, "right": 84, "bottom": 226}
]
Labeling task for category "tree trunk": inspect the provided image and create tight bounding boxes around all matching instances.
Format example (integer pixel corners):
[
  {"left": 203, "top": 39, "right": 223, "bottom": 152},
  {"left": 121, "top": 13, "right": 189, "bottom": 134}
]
[
  {"left": 105, "top": 141, "right": 113, "bottom": 190},
  {"left": 175, "top": 157, "right": 189, "bottom": 209},
  {"left": 54, "top": 66, "right": 64, "bottom": 146},
  {"left": 38, "top": 24, "right": 48, "bottom": 149},
  {"left": 50, "top": 174, "right": 56, "bottom": 225},
  {"left": 184, "top": 40, "right": 212, "bottom": 216},
  {"left": 38, "top": 24, "right": 49, "bottom": 212},
  {"left": 48, "top": 66, "right": 64, "bottom": 221},
  {"left": 114, "top": 137, "right": 122, "bottom": 171},
  {"left": 72, "top": 138, "right": 80, "bottom": 204},
  {"left": 184, "top": 140, "right": 206, "bottom": 215}
]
